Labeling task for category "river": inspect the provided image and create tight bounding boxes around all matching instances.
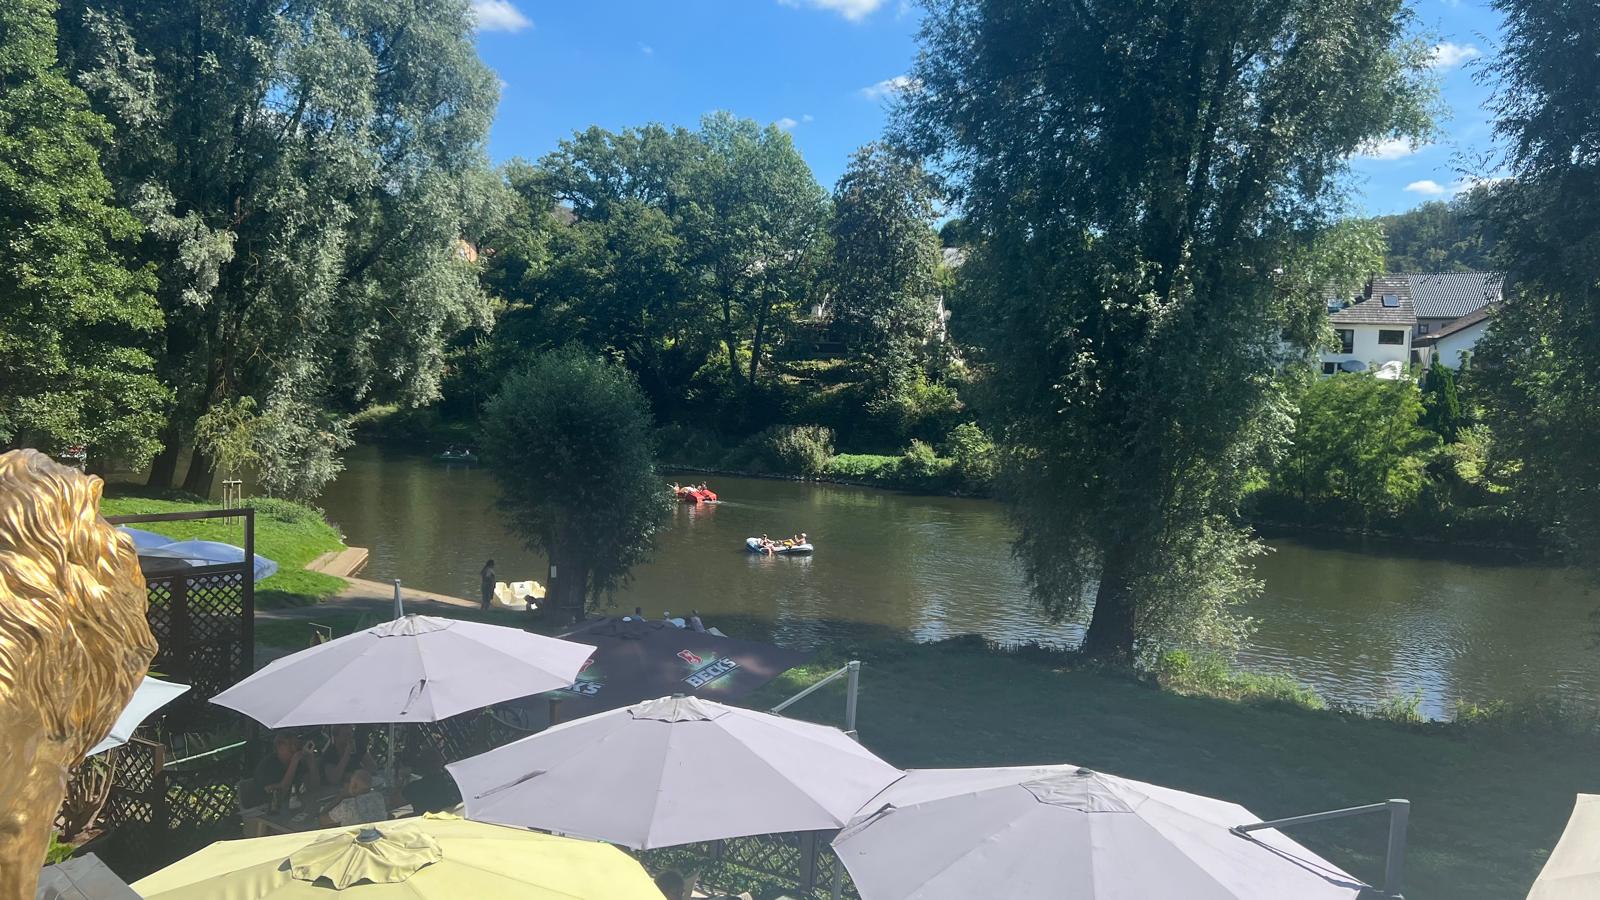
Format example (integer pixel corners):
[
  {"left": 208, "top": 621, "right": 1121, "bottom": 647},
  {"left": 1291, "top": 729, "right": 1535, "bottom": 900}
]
[{"left": 315, "top": 444, "right": 1598, "bottom": 720}]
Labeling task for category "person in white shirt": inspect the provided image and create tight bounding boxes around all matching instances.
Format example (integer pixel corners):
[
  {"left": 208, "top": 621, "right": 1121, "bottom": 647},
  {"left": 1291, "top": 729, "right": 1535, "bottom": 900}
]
[{"left": 320, "top": 769, "right": 388, "bottom": 827}]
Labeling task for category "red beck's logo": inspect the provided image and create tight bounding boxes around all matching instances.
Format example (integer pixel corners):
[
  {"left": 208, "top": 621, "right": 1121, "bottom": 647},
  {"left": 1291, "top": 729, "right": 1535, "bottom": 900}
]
[{"left": 677, "top": 649, "right": 703, "bottom": 666}]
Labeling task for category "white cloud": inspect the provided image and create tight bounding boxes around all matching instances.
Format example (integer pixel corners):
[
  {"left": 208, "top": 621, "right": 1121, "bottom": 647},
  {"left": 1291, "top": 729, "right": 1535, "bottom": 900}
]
[
  {"left": 861, "top": 75, "right": 918, "bottom": 100},
  {"left": 1357, "top": 137, "right": 1427, "bottom": 160},
  {"left": 776, "top": 117, "right": 800, "bottom": 130},
  {"left": 1405, "top": 179, "right": 1447, "bottom": 196},
  {"left": 779, "top": 0, "right": 886, "bottom": 21},
  {"left": 471, "top": 0, "right": 532, "bottom": 33},
  {"left": 802, "top": 114, "right": 815, "bottom": 123},
  {"left": 639, "top": 43, "right": 654, "bottom": 55},
  {"left": 1429, "top": 41, "right": 1481, "bottom": 70}
]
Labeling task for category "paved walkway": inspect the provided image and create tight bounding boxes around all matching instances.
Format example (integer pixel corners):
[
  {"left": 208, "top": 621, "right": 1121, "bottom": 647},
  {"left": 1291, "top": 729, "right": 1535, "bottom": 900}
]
[{"left": 256, "top": 576, "right": 488, "bottom": 622}]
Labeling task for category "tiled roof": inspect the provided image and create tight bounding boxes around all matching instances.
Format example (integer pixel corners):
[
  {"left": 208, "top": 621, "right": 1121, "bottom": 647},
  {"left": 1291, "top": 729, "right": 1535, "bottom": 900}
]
[
  {"left": 1413, "top": 305, "right": 1494, "bottom": 346},
  {"left": 1330, "top": 274, "right": 1416, "bottom": 326},
  {"left": 1405, "top": 272, "right": 1502, "bottom": 319}
]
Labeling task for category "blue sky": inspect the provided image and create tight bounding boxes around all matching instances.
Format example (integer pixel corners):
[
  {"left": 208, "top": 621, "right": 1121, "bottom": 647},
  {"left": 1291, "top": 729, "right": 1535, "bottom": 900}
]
[{"left": 472, "top": 0, "right": 1505, "bottom": 217}]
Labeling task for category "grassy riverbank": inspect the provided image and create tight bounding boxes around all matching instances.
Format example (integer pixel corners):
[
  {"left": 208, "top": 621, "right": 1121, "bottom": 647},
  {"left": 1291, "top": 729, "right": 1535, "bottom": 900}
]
[
  {"left": 103, "top": 489, "right": 348, "bottom": 607},
  {"left": 748, "top": 636, "right": 1592, "bottom": 900}
]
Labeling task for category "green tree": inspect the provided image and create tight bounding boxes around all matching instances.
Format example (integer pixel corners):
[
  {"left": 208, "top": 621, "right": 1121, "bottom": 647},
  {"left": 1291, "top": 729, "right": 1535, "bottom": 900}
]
[
  {"left": 1475, "top": 0, "right": 1600, "bottom": 574},
  {"left": 686, "top": 113, "right": 831, "bottom": 406},
  {"left": 56, "top": 0, "right": 500, "bottom": 497},
  {"left": 1421, "top": 358, "right": 1463, "bottom": 443},
  {"left": 492, "top": 126, "right": 717, "bottom": 415},
  {"left": 1372, "top": 193, "right": 1497, "bottom": 272},
  {"left": 480, "top": 348, "right": 667, "bottom": 623},
  {"left": 0, "top": 0, "right": 166, "bottom": 465},
  {"left": 900, "top": 0, "right": 1434, "bottom": 660},
  {"left": 827, "top": 143, "right": 943, "bottom": 420},
  {"left": 1274, "top": 374, "right": 1435, "bottom": 522}
]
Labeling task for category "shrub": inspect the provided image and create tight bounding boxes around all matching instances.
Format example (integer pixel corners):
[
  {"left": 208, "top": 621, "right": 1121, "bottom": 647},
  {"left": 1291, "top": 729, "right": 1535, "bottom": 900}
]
[
  {"left": 943, "top": 422, "right": 996, "bottom": 491},
  {"left": 897, "top": 439, "right": 953, "bottom": 488},
  {"left": 826, "top": 453, "right": 900, "bottom": 481},
  {"left": 1373, "top": 691, "right": 1425, "bottom": 725},
  {"left": 729, "top": 424, "right": 835, "bottom": 476},
  {"left": 1154, "top": 650, "right": 1326, "bottom": 711}
]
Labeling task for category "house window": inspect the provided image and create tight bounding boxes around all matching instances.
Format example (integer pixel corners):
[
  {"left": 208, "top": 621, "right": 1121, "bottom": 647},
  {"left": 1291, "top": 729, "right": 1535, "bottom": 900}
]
[
  {"left": 1381, "top": 293, "right": 1400, "bottom": 308},
  {"left": 1337, "top": 329, "right": 1354, "bottom": 354},
  {"left": 1418, "top": 323, "right": 1430, "bottom": 334},
  {"left": 1378, "top": 329, "right": 1405, "bottom": 345},
  {"left": 1321, "top": 362, "right": 1337, "bottom": 375}
]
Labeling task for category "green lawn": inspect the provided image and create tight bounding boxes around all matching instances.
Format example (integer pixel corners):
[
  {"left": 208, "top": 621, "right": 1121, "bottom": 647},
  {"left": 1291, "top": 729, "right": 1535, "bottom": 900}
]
[
  {"left": 103, "top": 490, "right": 348, "bottom": 607},
  {"left": 748, "top": 637, "right": 1595, "bottom": 900}
]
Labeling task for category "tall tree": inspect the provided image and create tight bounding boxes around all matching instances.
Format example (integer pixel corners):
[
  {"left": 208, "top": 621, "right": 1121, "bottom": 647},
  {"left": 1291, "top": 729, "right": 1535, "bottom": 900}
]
[
  {"left": 901, "top": 0, "right": 1434, "bottom": 660},
  {"left": 686, "top": 113, "right": 830, "bottom": 406},
  {"left": 55, "top": 0, "right": 499, "bottom": 497},
  {"left": 1475, "top": 0, "right": 1600, "bottom": 573},
  {"left": 496, "top": 126, "right": 718, "bottom": 415},
  {"left": 480, "top": 348, "right": 667, "bottom": 623},
  {"left": 0, "top": 0, "right": 166, "bottom": 466},
  {"left": 827, "top": 143, "right": 943, "bottom": 414}
]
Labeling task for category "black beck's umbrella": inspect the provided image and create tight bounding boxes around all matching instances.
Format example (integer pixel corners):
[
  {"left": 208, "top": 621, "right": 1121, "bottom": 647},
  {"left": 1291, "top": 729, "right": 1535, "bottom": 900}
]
[{"left": 547, "top": 617, "right": 812, "bottom": 717}]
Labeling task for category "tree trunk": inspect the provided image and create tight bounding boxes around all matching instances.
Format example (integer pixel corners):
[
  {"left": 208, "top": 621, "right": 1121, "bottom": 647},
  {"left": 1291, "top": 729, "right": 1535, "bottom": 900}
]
[
  {"left": 182, "top": 445, "right": 217, "bottom": 497},
  {"left": 146, "top": 421, "right": 184, "bottom": 489},
  {"left": 1081, "top": 546, "right": 1138, "bottom": 662},
  {"left": 547, "top": 544, "right": 590, "bottom": 627}
]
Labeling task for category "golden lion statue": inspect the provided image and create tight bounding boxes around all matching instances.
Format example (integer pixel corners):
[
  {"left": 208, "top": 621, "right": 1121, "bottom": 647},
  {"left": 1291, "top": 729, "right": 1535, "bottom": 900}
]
[{"left": 0, "top": 449, "right": 155, "bottom": 899}]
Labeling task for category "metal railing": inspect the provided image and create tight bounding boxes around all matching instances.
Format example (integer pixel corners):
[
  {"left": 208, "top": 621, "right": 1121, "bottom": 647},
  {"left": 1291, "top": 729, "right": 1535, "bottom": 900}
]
[{"left": 1232, "top": 798, "right": 1411, "bottom": 898}]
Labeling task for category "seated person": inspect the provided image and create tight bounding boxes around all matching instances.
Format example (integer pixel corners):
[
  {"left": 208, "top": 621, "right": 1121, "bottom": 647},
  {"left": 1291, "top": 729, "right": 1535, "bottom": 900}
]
[
  {"left": 400, "top": 738, "right": 462, "bottom": 814},
  {"left": 320, "top": 769, "right": 388, "bottom": 827},
  {"left": 244, "top": 732, "right": 319, "bottom": 807},
  {"left": 319, "top": 724, "right": 375, "bottom": 788}
]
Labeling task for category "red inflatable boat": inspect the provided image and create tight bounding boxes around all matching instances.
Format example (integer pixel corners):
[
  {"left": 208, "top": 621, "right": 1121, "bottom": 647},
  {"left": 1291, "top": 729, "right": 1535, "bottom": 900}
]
[{"left": 673, "top": 484, "right": 718, "bottom": 504}]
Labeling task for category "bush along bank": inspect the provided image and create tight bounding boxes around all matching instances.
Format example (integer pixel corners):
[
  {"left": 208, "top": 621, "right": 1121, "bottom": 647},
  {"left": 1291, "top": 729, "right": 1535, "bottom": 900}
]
[{"left": 659, "top": 422, "right": 998, "bottom": 496}]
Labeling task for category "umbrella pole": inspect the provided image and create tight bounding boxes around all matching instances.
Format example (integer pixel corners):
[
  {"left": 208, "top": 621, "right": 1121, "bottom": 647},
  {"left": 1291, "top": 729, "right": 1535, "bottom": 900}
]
[{"left": 388, "top": 580, "right": 402, "bottom": 797}]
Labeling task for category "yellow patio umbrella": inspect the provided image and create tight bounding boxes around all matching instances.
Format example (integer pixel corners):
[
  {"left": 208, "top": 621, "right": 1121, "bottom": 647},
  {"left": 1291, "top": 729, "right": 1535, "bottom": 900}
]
[{"left": 131, "top": 813, "right": 663, "bottom": 899}]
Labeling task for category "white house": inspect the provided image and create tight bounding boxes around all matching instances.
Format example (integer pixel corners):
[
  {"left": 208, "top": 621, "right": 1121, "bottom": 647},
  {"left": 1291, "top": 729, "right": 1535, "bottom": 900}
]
[
  {"left": 1320, "top": 274, "right": 1415, "bottom": 377},
  {"left": 1413, "top": 305, "right": 1492, "bottom": 370}
]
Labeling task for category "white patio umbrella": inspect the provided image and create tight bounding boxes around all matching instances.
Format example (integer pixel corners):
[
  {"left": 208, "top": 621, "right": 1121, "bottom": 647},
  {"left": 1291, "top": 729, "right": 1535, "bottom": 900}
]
[
  {"left": 833, "top": 765, "right": 1370, "bottom": 900},
  {"left": 1527, "top": 794, "right": 1600, "bottom": 900},
  {"left": 448, "top": 694, "right": 902, "bottom": 849},
  {"left": 88, "top": 676, "right": 191, "bottom": 756},
  {"left": 210, "top": 614, "right": 595, "bottom": 727}
]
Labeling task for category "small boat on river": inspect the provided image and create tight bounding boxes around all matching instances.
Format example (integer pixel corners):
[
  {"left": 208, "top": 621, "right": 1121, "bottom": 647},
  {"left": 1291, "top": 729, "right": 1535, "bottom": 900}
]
[
  {"left": 435, "top": 448, "right": 478, "bottom": 464},
  {"left": 747, "top": 537, "right": 813, "bottom": 555},
  {"left": 673, "top": 483, "right": 718, "bottom": 504}
]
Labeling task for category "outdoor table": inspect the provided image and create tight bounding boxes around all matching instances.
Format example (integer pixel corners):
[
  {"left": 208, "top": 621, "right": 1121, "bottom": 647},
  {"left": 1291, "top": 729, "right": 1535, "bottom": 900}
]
[{"left": 241, "top": 786, "right": 340, "bottom": 837}]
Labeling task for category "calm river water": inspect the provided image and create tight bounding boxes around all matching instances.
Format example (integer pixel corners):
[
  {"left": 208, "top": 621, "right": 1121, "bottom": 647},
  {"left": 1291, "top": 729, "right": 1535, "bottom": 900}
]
[{"left": 316, "top": 444, "right": 1598, "bottom": 720}]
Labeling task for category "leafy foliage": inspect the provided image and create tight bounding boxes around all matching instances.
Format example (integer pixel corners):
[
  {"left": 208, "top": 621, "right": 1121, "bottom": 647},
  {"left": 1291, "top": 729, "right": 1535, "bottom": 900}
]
[
  {"left": 730, "top": 424, "right": 836, "bottom": 476},
  {"left": 0, "top": 0, "right": 166, "bottom": 465},
  {"left": 480, "top": 348, "right": 667, "bottom": 617},
  {"left": 1475, "top": 0, "right": 1600, "bottom": 574},
  {"left": 900, "top": 0, "right": 1435, "bottom": 659},
  {"left": 1272, "top": 374, "right": 1437, "bottom": 522},
  {"left": 827, "top": 143, "right": 943, "bottom": 414},
  {"left": 56, "top": 0, "right": 500, "bottom": 494},
  {"left": 943, "top": 422, "right": 996, "bottom": 491},
  {"left": 1371, "top": 194, "right": 1497, "bottom": 272},
  {"left": 1421, "top": 359, "right": 1464, "bottom": 442}
]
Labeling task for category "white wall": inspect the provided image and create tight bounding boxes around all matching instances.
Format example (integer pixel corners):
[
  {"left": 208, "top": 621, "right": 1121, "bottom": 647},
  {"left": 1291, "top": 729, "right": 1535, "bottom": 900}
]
[
  {"left": 1429, "top": 320, "right": 1488, "bottom": 370},
  {"left": 1320, "top": 323, "right": 1412, "bottom": 372}
]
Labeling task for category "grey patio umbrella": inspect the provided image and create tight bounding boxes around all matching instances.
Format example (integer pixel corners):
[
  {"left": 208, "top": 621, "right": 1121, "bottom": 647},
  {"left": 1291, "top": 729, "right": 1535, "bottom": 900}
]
[
  {"left": 833, "top": 764, "right": 1371, "bottom": 900},
  {"left": 448, "top": 695, "right": 901, "bottom": 849},
  {"left": 1527, "top": 794, "right": 1600, "bottom": 900}
]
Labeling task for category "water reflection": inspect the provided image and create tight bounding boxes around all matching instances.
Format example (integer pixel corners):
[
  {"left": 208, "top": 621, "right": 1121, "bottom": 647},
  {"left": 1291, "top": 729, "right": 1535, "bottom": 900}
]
[{"left": 315, "top": 444, "right": 1599, "bottom": 719}]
